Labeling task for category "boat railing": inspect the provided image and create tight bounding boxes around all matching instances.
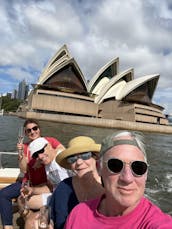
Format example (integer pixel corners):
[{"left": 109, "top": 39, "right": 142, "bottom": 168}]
[
  {"left": 0, "top": 152, "right": 22, "bottom": 191},
  {"left": 0, "top": 151, "right": 18, "bottom": 169}
]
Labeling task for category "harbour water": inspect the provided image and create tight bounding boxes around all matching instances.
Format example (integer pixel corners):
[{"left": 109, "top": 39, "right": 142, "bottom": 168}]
[{"left": 0, "top": 115, "right": 172, "bottom": 215}]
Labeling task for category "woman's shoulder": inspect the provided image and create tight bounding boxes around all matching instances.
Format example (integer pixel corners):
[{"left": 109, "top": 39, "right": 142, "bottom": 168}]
[
  {"left": 52, "top": 177, "right": 76, "bottom": 200},
  {"left": 58, "top": 177, "right": 73, "bottom": 188},
  {"left": 53, "top": 177, "right": 73, "bottom": 193},
  {"left": 44, "top": 136, "right": 58, "bottom": 142},
  {"left": 44, "top": 136, "right": 60, "bottom": 148}
]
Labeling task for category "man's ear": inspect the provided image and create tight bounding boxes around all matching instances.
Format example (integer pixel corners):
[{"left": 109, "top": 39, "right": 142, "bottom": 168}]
[
  {"left": 96, "top": 160, "right": 104, "bottom": 187},
  {"left": 96, "top": 160, "right": 101, "bottom": 175},
  {"left": 101, "top": 176, "right": 104, "bottom": 187}
]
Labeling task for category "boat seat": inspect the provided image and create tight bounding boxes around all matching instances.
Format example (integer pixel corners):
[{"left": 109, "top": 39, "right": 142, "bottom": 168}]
[
  {"left": 0, "top": 177, "right": 19, "bottom": 189},
  {"left": 0, "top": 168, "right": 23, "bottom": 189}
]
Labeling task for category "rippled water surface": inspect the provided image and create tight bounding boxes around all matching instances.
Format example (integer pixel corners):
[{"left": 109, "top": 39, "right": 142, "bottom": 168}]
[{"left": 0, "top": 115, "right": 172, "bottom": 214}]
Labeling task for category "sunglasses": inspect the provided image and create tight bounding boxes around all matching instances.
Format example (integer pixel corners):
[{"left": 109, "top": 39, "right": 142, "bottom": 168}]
[
  {"left": 26, "top": 126, "right": 39, "bottom": 134},
  {"left": 32, "top": 144, "right": 47, "bottom": 159},
  {"left": 67, "top": 151, "right": 93, "bottom": 164},
  {"left": 104, "top": 158, "right": 148, "bottom": 177}
]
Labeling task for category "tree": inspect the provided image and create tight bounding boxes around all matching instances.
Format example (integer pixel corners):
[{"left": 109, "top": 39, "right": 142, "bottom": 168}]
[{"left": 2, "top": 96, "right": 22, "bottom": 112}]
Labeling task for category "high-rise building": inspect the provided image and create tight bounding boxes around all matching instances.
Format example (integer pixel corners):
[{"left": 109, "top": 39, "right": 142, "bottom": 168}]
[
  {"left": 12, "top": 89, "right": 18, "bottom": 99},
  {"left": 25, "top": 84, "right": 29, "bottom": 99},
  {"left": 6, "top": 93, "right": 12, "bottom": 99},
  {"left": 18, "top": 79, "right": 29, "bottom": 100}
]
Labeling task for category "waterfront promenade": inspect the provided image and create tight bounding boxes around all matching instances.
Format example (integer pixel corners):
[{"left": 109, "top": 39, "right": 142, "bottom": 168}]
[{"left": 15, "top": 111, "right": 172, "bottom": 134}]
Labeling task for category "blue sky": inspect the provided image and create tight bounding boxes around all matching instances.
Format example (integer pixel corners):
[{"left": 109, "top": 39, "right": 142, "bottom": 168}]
[{"left": 0, "top": 0, "right": 172, "bottom": 114}]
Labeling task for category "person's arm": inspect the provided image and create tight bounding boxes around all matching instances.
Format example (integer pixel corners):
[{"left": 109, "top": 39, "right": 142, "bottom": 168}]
[
  {"left": 30, "top": 184, "right": 51, "bottom": 195},
  {"left": 32, "top": 213, "right": 54, "bottom": 229},
  {"left": 17, "top": 143, "right": 29, "bottom": 173},
  {"left": 56, "top": 143, "right": 65, "bottom": 155},
  {"left": 45, "top": 137, "right": 66, "bottom": 154},
  {"left": 20, "top": 183, "right": 51, "bottom": 198}
]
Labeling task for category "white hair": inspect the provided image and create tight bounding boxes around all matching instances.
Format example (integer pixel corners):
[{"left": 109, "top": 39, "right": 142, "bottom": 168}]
[{"left": 99, "top": 130, "right": 147, "bottom": 169}]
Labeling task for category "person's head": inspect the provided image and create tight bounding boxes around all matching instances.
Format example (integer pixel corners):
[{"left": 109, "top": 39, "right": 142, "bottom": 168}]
[
  {"left": 29, "top": 137, "right": 55, "bottom": 165},
  {"left": 98, "top": 130, "right": 148, "bottom": 214},
  {"left": 23, "top": 119, "right": 41, "bottom": 141},
  {"left": 56, "top": 136, "right": 101, "bottom": 177}
]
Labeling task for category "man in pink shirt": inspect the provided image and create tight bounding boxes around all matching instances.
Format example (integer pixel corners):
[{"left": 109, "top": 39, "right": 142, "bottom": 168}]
[{"left": 64, "top": 130, "right": 172, "bottom": 228}]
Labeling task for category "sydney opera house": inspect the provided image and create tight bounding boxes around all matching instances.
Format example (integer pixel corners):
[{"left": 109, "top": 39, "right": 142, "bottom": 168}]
[{"left": 18, "top": 44, "right": 168, "bottom": 125}]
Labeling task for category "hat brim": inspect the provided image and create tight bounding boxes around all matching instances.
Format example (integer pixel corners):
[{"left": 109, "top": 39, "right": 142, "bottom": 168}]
[{"left": 56, "top": 144, "right": 101, "bottom": 169}]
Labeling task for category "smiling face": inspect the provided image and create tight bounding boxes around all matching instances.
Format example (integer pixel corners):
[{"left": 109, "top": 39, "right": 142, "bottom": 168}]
[
  {"left": 69, "top": 152, "right": 98, "bottom": 178},
  {"left": 100, "top": 144, "right": 147, "bottom": 214},
  {"left": 25, "top": 122, "right": 41, "bottom": 141},
  {"left": 37, "top": 143, "right": 56, "bottom": 165}
]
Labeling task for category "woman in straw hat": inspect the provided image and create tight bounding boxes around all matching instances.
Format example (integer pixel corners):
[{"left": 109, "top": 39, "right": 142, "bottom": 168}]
[{"left": 49, "top": 136, "right": 104, "bottom": 229}]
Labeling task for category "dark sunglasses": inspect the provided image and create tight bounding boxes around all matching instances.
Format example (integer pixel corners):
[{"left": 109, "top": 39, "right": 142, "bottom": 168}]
[
  {"left": 26, "top": 126, "right": 39, "bottom": 134},
  {"left": 104, "top": 158, "right": 148, "bottom": 177},
  {"left": 67, "top": 151, "right": 93, "bottom": 164},
  {"left": 32, "top": 144, "right": 47, "bottom": 159}
]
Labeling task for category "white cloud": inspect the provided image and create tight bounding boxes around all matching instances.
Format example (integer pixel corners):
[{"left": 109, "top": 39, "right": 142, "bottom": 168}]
[{"left": 0, "top": 0, "right": 172, "bottom": 113}]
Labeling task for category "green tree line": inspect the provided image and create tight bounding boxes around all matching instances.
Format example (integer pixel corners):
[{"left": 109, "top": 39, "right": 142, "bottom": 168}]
[{"left": 1, "top": 96, "right": 22, "bottom": 112}]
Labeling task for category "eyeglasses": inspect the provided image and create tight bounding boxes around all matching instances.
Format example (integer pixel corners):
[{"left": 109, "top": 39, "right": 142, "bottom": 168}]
[
  {"left": 104, "top": 158, "right": 148, "bottom": 177},
  {"left": 32, "top": 144, "right": 47, "bottom": 159},
  {"left": 26, "top": 126, "right": 39, "bottom": 134},
  {"left": 67, "top": 152, "right": 93, "bottom": 164}
]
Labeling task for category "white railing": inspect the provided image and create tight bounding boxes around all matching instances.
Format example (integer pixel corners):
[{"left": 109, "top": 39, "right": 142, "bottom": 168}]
[{"left": 0, "top": 152, "right": 18, "bottom": 169}]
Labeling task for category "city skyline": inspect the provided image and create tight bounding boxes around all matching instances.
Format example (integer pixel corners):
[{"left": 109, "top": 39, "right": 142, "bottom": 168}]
[{"left": 1, "top": 79, "right": 29, "bottom": 101}]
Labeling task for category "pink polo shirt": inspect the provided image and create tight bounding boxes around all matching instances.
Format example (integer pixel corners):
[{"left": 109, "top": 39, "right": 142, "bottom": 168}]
[{"left": 64, "top": 196, "right": 172, "bottom": 229}]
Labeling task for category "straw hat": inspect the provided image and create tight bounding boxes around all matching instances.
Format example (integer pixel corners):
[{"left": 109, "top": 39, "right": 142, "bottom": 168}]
[{"left": 56, "top": 136, "right": 101, "bottom": 169}]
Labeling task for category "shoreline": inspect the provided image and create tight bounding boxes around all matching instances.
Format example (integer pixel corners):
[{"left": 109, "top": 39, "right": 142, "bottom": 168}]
[{"left": 11, "top": 111, "right": 172, "bottom": 134}]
